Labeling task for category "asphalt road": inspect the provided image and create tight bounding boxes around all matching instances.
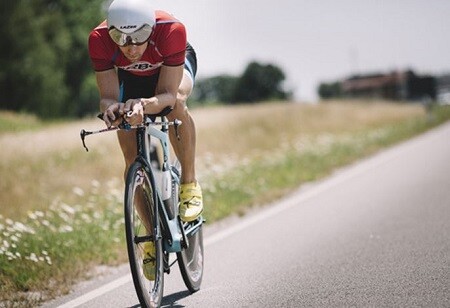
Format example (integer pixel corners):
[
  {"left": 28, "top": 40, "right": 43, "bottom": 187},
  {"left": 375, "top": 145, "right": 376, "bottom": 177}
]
[{"left": 44, "top": 122, "right": 450, "bottom": 308}]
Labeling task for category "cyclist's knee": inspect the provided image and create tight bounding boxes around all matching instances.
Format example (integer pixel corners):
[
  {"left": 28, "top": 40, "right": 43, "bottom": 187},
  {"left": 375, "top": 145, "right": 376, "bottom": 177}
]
[
  {"left": 168, "top": 73, "right": 193, "bottom": 118},
  {"left": 168, "top": 93, "right": 190, "bottom": 120}
]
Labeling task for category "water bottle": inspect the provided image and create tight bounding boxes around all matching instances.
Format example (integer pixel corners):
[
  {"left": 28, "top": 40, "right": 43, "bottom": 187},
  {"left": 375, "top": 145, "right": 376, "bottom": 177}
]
[{"left": 161, "top": 165, "right": 175, "bottom": 220}]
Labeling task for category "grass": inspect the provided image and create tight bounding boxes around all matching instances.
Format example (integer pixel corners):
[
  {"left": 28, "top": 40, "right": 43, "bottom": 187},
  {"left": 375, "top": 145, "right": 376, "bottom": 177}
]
[
  {"left": 0, "top": 111, "right": 47, "bottom": 134},
  {"left": 1, "top": 100, "right": 450, "bottom": 306}
]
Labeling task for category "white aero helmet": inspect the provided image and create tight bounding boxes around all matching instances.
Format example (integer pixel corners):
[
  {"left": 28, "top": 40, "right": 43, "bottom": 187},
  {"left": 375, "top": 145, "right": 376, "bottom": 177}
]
[{"left": 107, "top": 0, "right": 156, "bottom": 46}]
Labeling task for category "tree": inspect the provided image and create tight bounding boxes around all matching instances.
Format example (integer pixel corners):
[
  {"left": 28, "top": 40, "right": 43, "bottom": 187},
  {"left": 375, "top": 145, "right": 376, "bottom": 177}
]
[
  {"left": 192, "top": 75, "right": 238, "bottom": 103},
  {"left": 0, "top": 0, "right": 103, "bottom": 118},
  {"left": 318, "top": 82, "right": 342, "bottom": 99},
  {"left": 233, "top": 62, "right": 289, "bottom": 103},
  {"left": 192, "top": 61, "right": 290, "bottom": 105}
]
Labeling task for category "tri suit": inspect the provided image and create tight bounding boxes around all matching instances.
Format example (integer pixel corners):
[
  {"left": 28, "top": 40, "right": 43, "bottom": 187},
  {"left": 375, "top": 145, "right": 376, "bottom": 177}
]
[{"left": 88, "top": 10, "right": 197, "bottom": 103}]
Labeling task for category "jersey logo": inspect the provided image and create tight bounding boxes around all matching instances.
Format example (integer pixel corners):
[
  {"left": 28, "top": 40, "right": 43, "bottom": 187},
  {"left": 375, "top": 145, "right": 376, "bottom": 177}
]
[{"left": 120, "top": 61, "right": 163, "bottom": 72}]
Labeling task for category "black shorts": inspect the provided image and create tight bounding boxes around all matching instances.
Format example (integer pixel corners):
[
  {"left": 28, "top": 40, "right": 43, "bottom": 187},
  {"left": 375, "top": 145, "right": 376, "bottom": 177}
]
[{"left": 118, "top": 43, "right": 197, "bottom": 102}]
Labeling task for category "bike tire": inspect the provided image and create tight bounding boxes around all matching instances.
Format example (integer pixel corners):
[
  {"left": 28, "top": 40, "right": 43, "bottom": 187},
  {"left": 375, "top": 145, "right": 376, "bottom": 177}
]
[
  {"left": 124, "top": 161, "right": 164, "bottom": 308},
  {"left": 177, "top": 222, "right": 204, "bottom": 292}
]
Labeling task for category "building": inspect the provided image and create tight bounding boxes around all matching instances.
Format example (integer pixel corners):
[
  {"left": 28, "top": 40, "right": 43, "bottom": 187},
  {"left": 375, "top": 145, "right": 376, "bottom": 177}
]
[
  {"left": 436, "top": 74, "right": 450, "bottom": 105},
  {"left": 341, "top": 70, "right": 436, "bottom": 101}
]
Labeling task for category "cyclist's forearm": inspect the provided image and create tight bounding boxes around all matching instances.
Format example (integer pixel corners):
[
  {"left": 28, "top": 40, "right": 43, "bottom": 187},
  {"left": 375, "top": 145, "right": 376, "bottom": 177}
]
[{"left": 140, "top": 92, "right": 176, "bottom": 114}]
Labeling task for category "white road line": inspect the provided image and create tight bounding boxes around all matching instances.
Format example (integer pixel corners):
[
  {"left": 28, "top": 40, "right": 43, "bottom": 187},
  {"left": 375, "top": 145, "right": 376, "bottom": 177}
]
[
  {"left": 56, "top": 275, "right": 131, "bottom": 308},
  {"left": 56, "top": 123, "right": 446, "bottom": 308}
]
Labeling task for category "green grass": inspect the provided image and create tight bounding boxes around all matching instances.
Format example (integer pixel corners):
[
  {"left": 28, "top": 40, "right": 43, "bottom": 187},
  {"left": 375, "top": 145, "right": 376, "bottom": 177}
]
[
  {"left": 201, "top": 106, "right": 450, "bottom": 222},
  {"left": 0, "top": 112, "right": 44, "bottom": 133},
  {"left": 0, "top": 180, "right": 126, "bottom": 305},
  {"left": 1, "top": 102, "right": 450, "bottom": 306}
]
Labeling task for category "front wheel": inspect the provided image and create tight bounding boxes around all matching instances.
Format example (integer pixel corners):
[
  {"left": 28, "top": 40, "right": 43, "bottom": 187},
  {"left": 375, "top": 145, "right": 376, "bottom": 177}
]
[
  {"left": 124, "top": 161, "right": 164, "bottom": 308},
  {"left": 177, "top": 221, "right": 204, "bottom": 292}
]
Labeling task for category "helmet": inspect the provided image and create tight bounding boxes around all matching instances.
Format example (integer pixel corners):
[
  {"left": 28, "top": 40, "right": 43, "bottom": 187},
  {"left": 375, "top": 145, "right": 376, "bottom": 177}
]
[
  {"left": 107, "top": 0, "right": 156, "bottom": 33},
  {"left": 107, "top": 0, "right": 156, "bottom": 46}
]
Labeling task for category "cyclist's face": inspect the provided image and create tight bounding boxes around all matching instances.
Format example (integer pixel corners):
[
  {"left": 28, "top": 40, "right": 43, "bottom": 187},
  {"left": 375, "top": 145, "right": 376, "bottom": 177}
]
[{"left": 119, "top": 42, "right": 148, "bottom": 63}]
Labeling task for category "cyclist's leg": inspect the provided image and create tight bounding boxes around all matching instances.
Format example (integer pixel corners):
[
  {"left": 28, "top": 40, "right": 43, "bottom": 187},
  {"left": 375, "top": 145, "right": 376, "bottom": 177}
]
[
  {"left": 118, "top": 128, "right": 152, "bottom": 233},
  {"left": 166, "top": 45, "right": 203, "bottom": 222},
  {"left": 166, "top": 73, "right": 197, "bottom": 184},
  {"left": 117, "top": 70, "right": 158, "bottom": 232}
]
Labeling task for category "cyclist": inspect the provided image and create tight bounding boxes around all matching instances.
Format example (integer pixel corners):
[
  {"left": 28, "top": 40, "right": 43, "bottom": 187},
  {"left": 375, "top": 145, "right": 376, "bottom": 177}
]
[
  {"left": 88, "top": 0, "right": 203, "bottom": 279},
  {"left": 88, "top": 0, "right": 203, "bottom": 221}
]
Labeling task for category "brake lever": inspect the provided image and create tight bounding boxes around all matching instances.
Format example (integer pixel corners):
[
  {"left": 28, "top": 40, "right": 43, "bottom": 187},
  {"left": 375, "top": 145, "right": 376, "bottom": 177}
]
[{"left": 80, "top": 129, "right": 92, "bottom": 152}]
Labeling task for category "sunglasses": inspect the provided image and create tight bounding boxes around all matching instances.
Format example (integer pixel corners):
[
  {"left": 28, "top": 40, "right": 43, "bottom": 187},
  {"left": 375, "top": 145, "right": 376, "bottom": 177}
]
[{"left": 108, "top": 24, "right": 153, "bottom": 47}]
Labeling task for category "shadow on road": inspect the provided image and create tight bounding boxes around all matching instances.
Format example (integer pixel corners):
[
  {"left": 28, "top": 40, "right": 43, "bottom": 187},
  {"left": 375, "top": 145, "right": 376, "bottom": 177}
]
[{"left": 161, "top": 290, "right": 191, "bottom": 307}]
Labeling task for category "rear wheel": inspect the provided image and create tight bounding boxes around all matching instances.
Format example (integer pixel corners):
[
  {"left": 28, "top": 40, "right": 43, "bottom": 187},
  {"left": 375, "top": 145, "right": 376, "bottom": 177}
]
[
  {"left": 124, "top": 161, "right": 164, "bottom": 308},
  {"left": 177, "top": 221, "right": 204, "bottom": 292}
]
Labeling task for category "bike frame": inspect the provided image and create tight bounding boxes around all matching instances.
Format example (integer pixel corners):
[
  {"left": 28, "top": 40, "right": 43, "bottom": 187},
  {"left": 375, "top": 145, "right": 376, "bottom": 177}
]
[
  {"left": 139, "top": 117, "right": 186, "bottom": 253},
  {"left": 80, "top": 115, "right": 202, "bottom": 253}
]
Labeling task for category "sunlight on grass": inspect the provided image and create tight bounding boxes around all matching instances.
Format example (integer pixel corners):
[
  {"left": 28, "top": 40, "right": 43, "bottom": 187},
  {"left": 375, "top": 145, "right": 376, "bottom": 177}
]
[
  {"left": 1, "top": 101, "right": 450, "bottom": 306},
  {"left": 0, "top": 179, "right": 126, "bottom": 306},
  {"left": 0, "top": 111, "right": 44, "bottom": 133}
]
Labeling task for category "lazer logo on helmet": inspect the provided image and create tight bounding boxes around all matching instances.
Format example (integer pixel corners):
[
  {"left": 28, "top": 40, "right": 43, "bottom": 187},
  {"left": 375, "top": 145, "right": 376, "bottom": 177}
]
[{"left": 120, "top": 25, "right": 137, "bottom": 29}]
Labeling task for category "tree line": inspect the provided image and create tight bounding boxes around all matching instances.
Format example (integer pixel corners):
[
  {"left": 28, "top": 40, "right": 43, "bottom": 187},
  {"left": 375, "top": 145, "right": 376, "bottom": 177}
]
[
  {"left": 0, "top": 0, "right": 104, "bottom": 118},
  {"left": 0, "top": 1, "right": 290, "bottom": 119},
  {"left": 192, "top": 61, "right": 291, "bottom": 105}
]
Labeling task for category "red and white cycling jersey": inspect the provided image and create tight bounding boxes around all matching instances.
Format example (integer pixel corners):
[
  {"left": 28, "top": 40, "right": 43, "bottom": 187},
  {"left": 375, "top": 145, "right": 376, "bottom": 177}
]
[{"left": 88, "top": 10, "right": 187, "bottom": 77}]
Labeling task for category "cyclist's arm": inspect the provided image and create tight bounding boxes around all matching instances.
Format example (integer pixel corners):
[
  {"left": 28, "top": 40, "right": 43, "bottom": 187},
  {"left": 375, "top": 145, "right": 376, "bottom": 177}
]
[
  {"left": 96, "top": 69, "right": 120, "bottom": 112},
  {"left": 95, "top": 69, "right": 125, "bottom": 127},
  {"left": 124, "top": 64, "right": 183, "bottom": 126},
  {"left": 141, "top": 64, "right": 184, "bottom": 113}
]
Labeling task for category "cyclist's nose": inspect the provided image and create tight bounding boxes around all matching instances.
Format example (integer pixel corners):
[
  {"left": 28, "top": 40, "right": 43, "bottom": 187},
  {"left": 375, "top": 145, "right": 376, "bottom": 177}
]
[{"left": 127, "top": 45, "right": 138, "bottom": 55}]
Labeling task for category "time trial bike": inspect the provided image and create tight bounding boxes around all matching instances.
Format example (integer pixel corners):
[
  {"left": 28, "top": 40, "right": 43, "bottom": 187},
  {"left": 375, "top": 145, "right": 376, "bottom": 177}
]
[{"left": 80, "top": 110, "right": 204, "bottom": 308}]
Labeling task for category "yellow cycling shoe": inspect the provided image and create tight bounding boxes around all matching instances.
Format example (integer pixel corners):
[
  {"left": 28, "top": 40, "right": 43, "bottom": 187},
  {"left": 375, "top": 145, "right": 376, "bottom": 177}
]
[
  {"left": 179, "top": 182, "right": 203, "bottom": 222},
  {"left": 142, "top": 242, "right": 155, "bottom": 281}
]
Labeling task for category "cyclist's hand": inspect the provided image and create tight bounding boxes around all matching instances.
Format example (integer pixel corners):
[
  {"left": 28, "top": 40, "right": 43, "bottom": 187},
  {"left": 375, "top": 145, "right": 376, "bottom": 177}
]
[
  {"left": 124, "top": 99, "right": 144, "bottom": 126},
  {"left": 103, "top": 103, "right": 126, "bottom": 128}
]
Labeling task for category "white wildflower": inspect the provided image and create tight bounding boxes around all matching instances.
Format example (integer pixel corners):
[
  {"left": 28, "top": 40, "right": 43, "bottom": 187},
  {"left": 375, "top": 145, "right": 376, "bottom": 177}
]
[
  {"left": 58, "top": 212, "right": 70, "bottom": 222},
  {"left": 60, "top": 203, "right": 76, "bottom": 215},
  {"left": 13, "top": 221, "right": 34, "bottom": 234},
  {"left": 59, "top": 225, "right": 73, "bottom": 233},
  {"left": 3, "top": 240, "right": 10, "bottom": 248},
  {"left": 5, "top": 218, "right": 13, "bottom": 225},
  {"left": 26, "top": 253, "right": 39, "bottom": 262},
  {"left": 80, "top": 213, "right": 92, "bottom": 223},
  {"left": 72, "top": 187, "right": 85, "bottom": 197},
  {"left": 28, "top": 212, "right": 38, "bottom": 220},
  {"left": 6, "top": 251, "right": 15, "bottom": 260}
]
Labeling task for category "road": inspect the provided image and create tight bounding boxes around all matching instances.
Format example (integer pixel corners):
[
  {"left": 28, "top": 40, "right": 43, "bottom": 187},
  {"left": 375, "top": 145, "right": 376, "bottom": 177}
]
[{"left": 44, "top": 122, "right": 450, "bottom": 307}]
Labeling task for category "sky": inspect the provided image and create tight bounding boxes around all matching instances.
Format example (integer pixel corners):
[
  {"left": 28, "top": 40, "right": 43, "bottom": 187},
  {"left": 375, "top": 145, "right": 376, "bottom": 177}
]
[{"left": 154, "top": 0, "right": 450, "bottom": 102}]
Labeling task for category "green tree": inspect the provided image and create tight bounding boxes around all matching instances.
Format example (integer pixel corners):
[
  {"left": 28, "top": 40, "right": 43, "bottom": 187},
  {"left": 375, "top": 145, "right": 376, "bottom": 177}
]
[
  {"left": 192, "top": 75, "right": 238, "bottom": 103},
  {"left": 0, "top": 0, "right": 103, "bottom": 118},
  {"left": 233, "top": 61, "right": 289, "bottom": 103},
  {"left": 318, "top": 81, "right": 342, "bottom": 99}
]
